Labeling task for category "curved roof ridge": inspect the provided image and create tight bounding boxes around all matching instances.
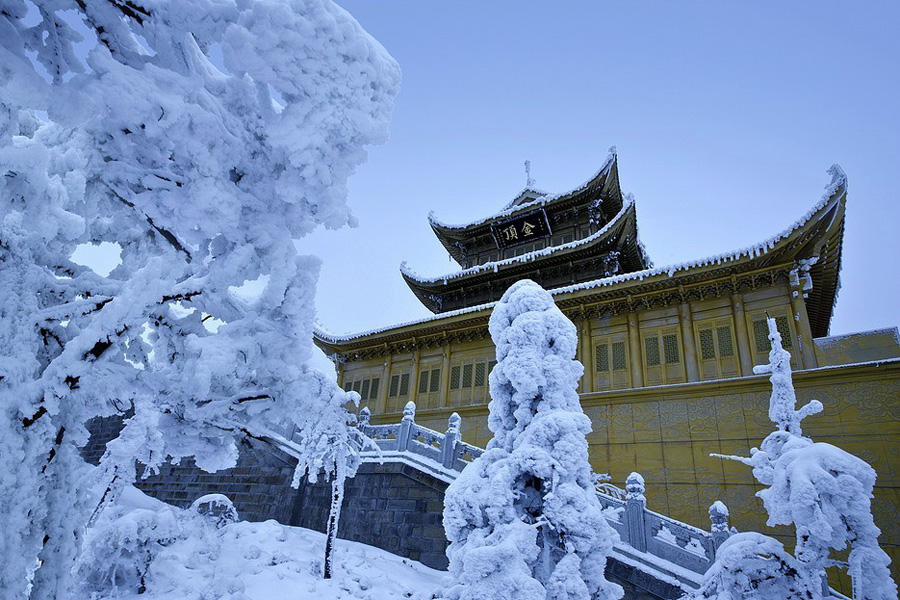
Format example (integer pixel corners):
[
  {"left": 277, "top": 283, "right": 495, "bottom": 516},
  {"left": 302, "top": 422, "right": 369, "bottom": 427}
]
[
  {"left": 404, "top": 196, "right": 634, "bottom": 285},
  {"left": 316, "top": 165, "right": 845, "bottom": 345},
  {"left": 428, "top": 146, "right": 618, "bottom": 231}
]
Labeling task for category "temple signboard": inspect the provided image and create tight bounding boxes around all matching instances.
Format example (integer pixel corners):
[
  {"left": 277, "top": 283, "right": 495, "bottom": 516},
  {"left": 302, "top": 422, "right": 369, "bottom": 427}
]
[{"left": 490, "top": 209, "right": 552, "bottom": 249}]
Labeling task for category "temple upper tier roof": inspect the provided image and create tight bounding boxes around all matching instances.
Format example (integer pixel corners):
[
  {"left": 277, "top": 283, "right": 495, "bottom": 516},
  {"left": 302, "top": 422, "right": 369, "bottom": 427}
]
[
  {"left": 428, "top": 147, "right": 625, "bottom": 266},
  {"left": 315, "top": 165, "right": 847, "bottom": 350},
  {"left": 402, "top": 198, "right": 650, "bottom": 313}
]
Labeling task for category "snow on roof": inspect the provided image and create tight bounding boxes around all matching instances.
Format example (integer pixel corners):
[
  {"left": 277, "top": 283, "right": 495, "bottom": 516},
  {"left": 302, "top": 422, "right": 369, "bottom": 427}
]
[
  {"left": 814, "top": 327, "right": 900, "bottom": 349},
  {"left": 428, "top": 146, "right": 618, "bottom": 231},
  {"left": 316, "top": 165, "right": 846, "bottom": 345},
  {"left": 404, "top": 196, "right": 634, "bottom": 285}
]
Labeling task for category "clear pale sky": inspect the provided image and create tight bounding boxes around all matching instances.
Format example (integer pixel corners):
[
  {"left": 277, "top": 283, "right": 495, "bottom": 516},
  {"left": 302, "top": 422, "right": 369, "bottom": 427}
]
[{"left": 300, "top": 1, "right": 900, "bottom": 338}]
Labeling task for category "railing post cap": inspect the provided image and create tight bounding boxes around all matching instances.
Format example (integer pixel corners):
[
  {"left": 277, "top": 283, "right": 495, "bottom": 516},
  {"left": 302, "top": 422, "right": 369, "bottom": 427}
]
[
  {"left": 402, "top": 401, "right": 416, "bottom": 421},
  {"left": 709, "top": 500, "right": 729, "bottom": 518},
  {"left": 625, "top": 472, "right": 645, "bottom": 500}
]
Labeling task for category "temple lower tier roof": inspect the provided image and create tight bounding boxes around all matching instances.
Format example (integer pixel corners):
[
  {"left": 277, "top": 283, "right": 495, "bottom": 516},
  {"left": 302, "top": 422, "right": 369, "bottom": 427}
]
[{"left": 402, "top": 199, "right": 649, "bottom": 313}]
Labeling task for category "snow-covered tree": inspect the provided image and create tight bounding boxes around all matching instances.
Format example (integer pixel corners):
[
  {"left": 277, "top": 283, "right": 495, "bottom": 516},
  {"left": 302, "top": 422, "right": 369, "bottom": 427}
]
[
  {"left": 689, "top": 532, "right": 820, "bottom": 600},
  {"left": 441, "top": 279, "right": 622, "bottom": 600},
  {"left": 709, "top": 318, "right": 897, "bottom": 600},
  {"left": 288, "top": 373, "right": 368, "bottom": 579},
  {"left": 0, "top": 1, "right": 399, "bottom": 597}
]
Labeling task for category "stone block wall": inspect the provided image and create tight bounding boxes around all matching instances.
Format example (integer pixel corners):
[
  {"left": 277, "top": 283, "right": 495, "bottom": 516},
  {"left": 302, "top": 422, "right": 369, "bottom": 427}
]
[
  {"left": 134, "top": 439, "right": 299, "bottom": 524},
  {"left": 292, "top": 462, "right": 450, "bottom": 570}
]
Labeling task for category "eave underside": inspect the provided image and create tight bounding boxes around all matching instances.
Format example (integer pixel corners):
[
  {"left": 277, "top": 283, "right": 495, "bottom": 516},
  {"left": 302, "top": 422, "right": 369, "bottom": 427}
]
[
  {"left": 319, "top": 176, "right": 847, "bottom": 355},
  {"left": 431, "top": 159, "right": 624, "bottom": 264}
]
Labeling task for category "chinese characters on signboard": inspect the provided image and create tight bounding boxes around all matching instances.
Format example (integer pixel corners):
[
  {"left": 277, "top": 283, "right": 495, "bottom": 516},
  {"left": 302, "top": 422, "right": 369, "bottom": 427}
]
[{"left": 490, "top": 209, "right": 553, "bottom": 249}]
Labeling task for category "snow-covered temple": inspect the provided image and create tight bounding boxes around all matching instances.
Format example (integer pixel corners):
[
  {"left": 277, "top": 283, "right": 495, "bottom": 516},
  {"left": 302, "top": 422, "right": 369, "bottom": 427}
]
[{"left": 315, "top": 150, "right": 899, "bottom": 589}]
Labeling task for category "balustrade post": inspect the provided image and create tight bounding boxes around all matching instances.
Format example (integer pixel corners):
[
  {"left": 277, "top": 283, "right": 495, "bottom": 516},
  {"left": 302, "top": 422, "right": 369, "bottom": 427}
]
[
  {"left": 358, "top": 406, "right": 371, "bottom": 430},
  {"left": 625, "top": 472, "right": 647, "bottom": 552},
  {"left": 398, "top": 401, "right": 416, "bottom": 452},
  {"left": 442, "top": 412, "right": 461, "bottom": 469},
  {"left": 708, "top": 500, "right": 731, "bottom": 557}
]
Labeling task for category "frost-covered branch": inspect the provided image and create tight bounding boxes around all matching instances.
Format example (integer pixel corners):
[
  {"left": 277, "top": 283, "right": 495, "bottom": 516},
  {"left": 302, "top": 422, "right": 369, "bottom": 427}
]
[
  {"left": 0, "top": 0, "right": 399, "bottom": 596},
  {"left": 702, "top": 317, "right": 897, "bottom": 600}
]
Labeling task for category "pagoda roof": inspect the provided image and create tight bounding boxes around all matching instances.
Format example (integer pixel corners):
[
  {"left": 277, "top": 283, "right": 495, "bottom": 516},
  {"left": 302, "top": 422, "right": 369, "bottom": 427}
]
[
  {"left": 316, "top": 165, "right": 846, "bottom": 351},
  {"left": 428, "top": 147, "right": 623, "bottom": 263},
  {"left": 401, "top": 198, "right": 649, "bottom": 312}
]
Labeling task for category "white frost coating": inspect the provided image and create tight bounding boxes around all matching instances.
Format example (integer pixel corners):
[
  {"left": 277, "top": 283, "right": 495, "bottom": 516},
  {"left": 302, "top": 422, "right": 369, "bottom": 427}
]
[
  {"left": 77, "top": 486, "right": 443, "bottom": 598},
  {"left": 317, "top": 167, "right": 845, "bottom": 344},
  {"left": 0, "top": 1, "right": 399, "bottom": 597},
  {"left": 709, "top": 500, "right": 728, "bottom": 518},
  {"left": 440, "top": 280, "right": 622, "bottom": 600},
  {"left": 708, "top": 318, "right": 897, "bottom": 600},
  {"left": 429, "top": 146, "right": 619, "bottom": 231},
  {"left": 686, "top": 532, "right": 820, "bottom": 600},
  {"left": 403, "top": 198, "right": 633, "bottom": 285},
  {"left": 751, "top": 317, "right": 823, "bottom": 436}
]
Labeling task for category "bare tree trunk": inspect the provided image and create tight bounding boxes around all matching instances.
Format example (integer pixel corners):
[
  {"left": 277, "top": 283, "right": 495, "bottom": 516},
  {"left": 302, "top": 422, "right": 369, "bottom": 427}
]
[{"left": 323, "top": 473, "right": 345, "bottom": 579}]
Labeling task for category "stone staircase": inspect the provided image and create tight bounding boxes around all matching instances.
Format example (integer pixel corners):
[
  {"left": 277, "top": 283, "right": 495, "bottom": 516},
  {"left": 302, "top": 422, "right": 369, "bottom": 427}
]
[{"left": 342, "top": 401, "right": 732, "bottom": 597}]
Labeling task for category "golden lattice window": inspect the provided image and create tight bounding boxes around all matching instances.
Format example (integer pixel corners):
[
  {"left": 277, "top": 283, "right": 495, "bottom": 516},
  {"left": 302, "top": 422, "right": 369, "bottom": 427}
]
[
  {"left": 418, "top": 372, "right": 429, "bottom": 394},
  {"left": 474, "top": 362, "right": 486, "bottom": 387},
  {"left": 716, "top": 326, "right": 734, "bottom": 357},
  {"left": 596, "top": 344, "right": 609, "bottom": 372},
  {"left": 346, "top": 376, "right": 380, "bottom": 400},
  {"left": 430, "top": 368, "right": 440, "bottom": 393},
  {"left": 462, "top": 364, "right": 473, "bottom": 387},
  {"left": 450, "top": 365, "right": 461, "bottom": 390},
  {"left": 753, "top": 316, "right": 792, "bottom": 352},
  {"left": 399, "top": 373, "right": 410, "bottom": 396},
  {"left": 663, "top": 334, "right": 680, "bottom": 364},
  {"left": 645, "top": 336, "right": 661, "bottom": 366},
  {"left": 699, "top": 329, "right": 716, "bottom": 360},
  {"left": 612, "top": 342, "right": 626, "bottom": 371},
  {"left": 389, "top": 374, "right": 400, "bottom": 397}
]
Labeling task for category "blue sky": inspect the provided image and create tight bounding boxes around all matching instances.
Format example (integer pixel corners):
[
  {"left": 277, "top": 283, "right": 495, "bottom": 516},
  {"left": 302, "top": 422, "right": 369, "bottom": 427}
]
[{"left": 302, "top": 1, "right": 900, "bottom": 337}]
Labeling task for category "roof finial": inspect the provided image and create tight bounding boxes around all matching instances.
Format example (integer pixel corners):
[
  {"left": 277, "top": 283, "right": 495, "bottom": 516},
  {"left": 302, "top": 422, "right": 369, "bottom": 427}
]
[{"left": 524, "top": 160, "right": 535, "bottom": 188}]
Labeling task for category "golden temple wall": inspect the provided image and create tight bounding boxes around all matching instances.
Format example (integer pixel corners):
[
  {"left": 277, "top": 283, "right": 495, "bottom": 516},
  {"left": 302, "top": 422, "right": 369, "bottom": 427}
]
[
  {"left": 369, "top": 360, "right": 899, "bottom": 592},
  {"left": 334, "top": 280, "right": 898, "bottom": 590}
]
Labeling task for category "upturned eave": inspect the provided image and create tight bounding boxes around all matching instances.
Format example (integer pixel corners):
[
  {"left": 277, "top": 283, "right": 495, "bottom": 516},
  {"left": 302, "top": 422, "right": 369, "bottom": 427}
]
[
  {"left": 316, "top": 166, "right": 847, "bottom": 353},
  {"left": 429, "top": 151, "right": 623, "bottom": 263}
]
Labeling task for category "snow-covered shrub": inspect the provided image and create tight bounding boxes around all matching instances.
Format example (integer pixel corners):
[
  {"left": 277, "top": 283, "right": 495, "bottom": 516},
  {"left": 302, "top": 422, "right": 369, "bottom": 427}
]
[
  {"left": 441, "top": 280, "right": 622, "bottom": 600},
  {"left": 688, "top": 532, "right": 819, "bottom": 600},
  {"left": 77, "top": 506, "right": 182, "bottom": 595},
  {"left": 0, "top": 0, "right": 399, "bottom": 596},
  {"left": 190, "top": 494, "right": 240, "bottom": 529},
  {"left": 712, "top": 318, "right": 897, "bottom": 600}
]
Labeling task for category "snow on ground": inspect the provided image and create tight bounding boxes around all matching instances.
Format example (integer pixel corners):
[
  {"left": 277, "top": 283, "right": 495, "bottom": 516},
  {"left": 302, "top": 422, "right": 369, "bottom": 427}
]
[
  {"left": 131, "top": 521, "right": 442, "bottom": 600},
  {"left": 88, "top": 490, "right": 443, "bottom": 600}
]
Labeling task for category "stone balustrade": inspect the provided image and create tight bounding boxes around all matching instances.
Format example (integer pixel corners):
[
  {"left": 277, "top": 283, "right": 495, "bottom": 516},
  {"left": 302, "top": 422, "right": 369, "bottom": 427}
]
[
  {"left": 358, "top": 402, "right": 484, "bottom": 474},
  {"left": 357, "top": 402, "right": 734, "bottom": 581}
]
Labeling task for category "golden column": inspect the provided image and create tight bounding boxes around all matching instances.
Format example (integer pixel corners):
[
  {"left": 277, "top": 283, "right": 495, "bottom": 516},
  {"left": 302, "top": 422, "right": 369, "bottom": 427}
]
[
  {"left": 409, "top": 348, "right": 421, "bottom": 406},
  {"left": 440, "top": 343, "right": 451, "bottom": 407},
  {"left": 730, "top": 292, "right": 753, "bottom": 376},
  {"left": 580, "top": 318, "right": 594, "bottom": 393},
  {"left": 679, "top": 303, "right": 700, "bottom": 382},
  {"left": 627, "top": 312, "right": 644, "bottom": 388},
  {"left": 378, "top": 352, "right": 392, "bottom": 414}
]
